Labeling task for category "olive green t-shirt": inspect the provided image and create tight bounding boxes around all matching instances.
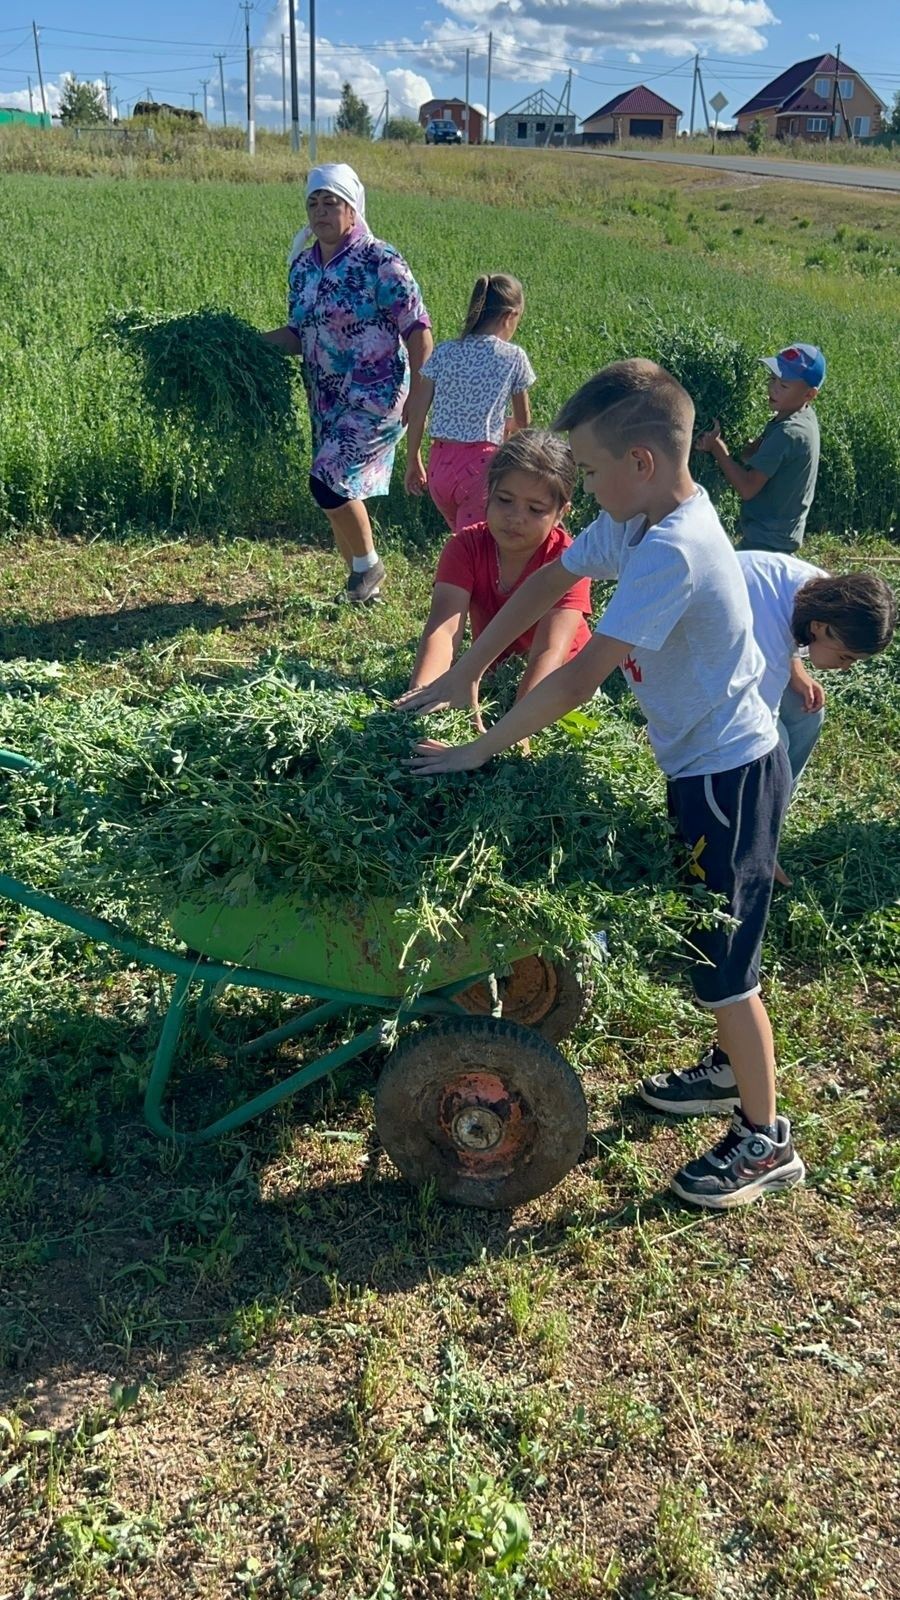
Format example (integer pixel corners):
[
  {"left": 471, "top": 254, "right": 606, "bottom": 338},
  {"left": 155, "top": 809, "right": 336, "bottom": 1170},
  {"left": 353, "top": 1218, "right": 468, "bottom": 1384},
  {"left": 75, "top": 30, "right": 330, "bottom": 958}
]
[{"left": 738, "top": 405, "right": 820, "bottom": 554}]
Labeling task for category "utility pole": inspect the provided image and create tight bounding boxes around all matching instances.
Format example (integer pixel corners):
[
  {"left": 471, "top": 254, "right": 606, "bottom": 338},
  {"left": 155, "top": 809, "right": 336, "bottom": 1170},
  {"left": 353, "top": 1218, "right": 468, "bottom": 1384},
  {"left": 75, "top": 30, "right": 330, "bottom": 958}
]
[
  {"left": 309, "top": 0, "right": 317, "bottom": 161},
  {"left": 697, "top": 58, "right": 710, "bottom": 135},
  {"left": 689, "top": 53, "right": 698, "bottom": 136},
  {"left": 241, "top": 2, "right": 252, "bottom": 130},
  {"left": 32, "top": 21, "right": 48, "bottom": 123},
  {"left": 247, "top": 46, "right": 255, "bottom": 154},
  {"left": 200, "top": 77, "right": 210, "bottom": 123},
  {"left": 464, "top": 47, "right": 470, "bottom": 143},
  {"left": 829, "top": 43, "right": 841, "bottom": 142},
  {"left": 216, "top": 53, "right": 227, "bottom": 127},
  {"left": 27, "top": 75, "right": 34, "bottom": 113},
  {"left": 105, "top": 72, "right": 113, "bottom": 123},
  {"left": 281, "top": 34, "right": 287, "bottom": 135},
  {"left": 288, "top": 0, "right": 300, "bottom": 151},
  {"left": 384, "top": 89, "right": 389, "bottom": 135},
  {"left": 190, "top": 91, "right": 197, "bottom": 115},
  {"left": 485, "top": 31, "right": 493, "bottom": 144}
]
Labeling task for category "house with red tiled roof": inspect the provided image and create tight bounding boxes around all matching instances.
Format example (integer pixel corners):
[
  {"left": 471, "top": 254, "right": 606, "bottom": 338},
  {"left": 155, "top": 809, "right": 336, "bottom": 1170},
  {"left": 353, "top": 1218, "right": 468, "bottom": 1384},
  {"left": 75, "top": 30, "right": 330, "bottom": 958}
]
[
  {"left": 735, "top": 53, "right": 885, "bottom": 142},
  {"left": 582, "top": 87, "right": 681, "bottom": 144}
]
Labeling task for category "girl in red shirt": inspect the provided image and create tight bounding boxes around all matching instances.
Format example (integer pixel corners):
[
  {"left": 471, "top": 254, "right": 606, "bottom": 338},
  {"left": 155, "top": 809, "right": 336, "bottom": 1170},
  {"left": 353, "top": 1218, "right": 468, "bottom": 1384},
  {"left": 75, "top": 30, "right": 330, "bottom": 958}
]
[{"left": 409, "top": 430, "right": 592, "bottom": 707}]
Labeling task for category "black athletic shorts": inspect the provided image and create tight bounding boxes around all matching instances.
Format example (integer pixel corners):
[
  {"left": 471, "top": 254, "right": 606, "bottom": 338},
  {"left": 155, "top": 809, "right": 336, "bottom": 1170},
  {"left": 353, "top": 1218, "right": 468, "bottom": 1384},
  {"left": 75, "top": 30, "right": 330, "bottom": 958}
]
[
  {"left": 667, "top": 743, "right": 791, "bottom": 1008},
  {"left": 309, "top": 474, "right": 350, "bottom": 511}
]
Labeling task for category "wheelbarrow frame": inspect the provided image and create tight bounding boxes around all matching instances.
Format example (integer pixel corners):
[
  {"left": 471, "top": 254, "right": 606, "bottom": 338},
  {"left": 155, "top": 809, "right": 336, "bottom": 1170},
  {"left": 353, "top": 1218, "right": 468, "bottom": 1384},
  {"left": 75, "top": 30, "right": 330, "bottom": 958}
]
[{"left": 0, "top": 866, "right": 495, "bottom": 1146}]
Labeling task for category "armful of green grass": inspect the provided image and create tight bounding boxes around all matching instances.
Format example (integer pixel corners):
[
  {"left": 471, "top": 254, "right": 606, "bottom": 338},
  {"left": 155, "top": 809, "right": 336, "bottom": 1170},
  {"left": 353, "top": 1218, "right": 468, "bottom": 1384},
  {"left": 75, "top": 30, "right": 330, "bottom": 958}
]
[{"left": 100, "top": 306, "right": 297, "bottom": 442}]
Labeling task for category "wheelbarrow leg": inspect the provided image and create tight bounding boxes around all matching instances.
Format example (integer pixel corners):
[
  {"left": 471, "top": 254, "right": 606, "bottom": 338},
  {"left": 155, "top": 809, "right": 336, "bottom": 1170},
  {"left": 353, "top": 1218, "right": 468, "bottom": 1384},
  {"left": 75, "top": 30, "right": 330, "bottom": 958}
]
[
  {"left": 143, "top": 972, "right": 194, "bottom": 1141},
  {"left": 142, "top": 974, "right": 388, "bottom": 1146}
]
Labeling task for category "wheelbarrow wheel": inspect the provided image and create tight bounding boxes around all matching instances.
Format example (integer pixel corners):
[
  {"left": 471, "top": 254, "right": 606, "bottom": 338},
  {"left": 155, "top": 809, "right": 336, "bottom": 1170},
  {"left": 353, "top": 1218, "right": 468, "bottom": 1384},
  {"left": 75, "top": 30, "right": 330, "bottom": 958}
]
[
  {"left": 455, "top": 952, "right": 595, "bottom": 1045},
  {"left": 375, "top": 1016, "right": 587, "bottom": 1210}
]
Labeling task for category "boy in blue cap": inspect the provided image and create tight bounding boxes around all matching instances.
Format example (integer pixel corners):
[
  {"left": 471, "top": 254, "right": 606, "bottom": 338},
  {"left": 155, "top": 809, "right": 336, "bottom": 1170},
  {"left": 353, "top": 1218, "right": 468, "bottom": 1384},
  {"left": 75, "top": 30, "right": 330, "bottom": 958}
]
[{"left": 695, "top": 343, "right": 825, "bottom": 555}]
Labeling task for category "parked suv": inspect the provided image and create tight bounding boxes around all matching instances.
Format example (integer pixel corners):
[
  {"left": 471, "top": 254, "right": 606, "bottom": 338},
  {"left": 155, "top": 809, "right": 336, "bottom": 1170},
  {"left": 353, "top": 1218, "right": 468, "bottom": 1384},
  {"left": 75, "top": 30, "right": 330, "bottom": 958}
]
[{"left": 425, "top": 118, "right": 462, "bottom": 145}]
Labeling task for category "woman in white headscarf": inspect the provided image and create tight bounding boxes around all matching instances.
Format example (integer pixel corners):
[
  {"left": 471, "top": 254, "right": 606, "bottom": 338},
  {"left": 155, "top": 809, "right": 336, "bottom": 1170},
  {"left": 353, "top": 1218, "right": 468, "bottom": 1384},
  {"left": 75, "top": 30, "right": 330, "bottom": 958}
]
[{"left": 264, "top": 163, "right": 433, "bottom": 603}]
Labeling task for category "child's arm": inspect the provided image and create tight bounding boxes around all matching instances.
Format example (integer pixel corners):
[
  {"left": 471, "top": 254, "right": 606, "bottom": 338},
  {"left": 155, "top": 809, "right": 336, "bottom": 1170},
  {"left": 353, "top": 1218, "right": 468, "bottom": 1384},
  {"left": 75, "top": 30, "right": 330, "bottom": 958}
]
[
  {"left": 395, "top": 560, "right": 576, "bottom": 715},
  {"left": 516, "top": 611, "right": 583, "bottom": 700},
  {"left": 789, "top": 654, "right": 826, "bottom": 713},
  {"left": 404, "top": 375, "right": 435, "bottom": 496},
  {"left": 505, "top": 389, "right": 531, "bottom": 439},
  {"left": 408, "top": 632, "right": 631, "bottom": 774},
  {"left": 409, "top": 584, "right": 469, "bottom": 692},
  {"left": 695, "top": 420, "right": 769, "bottom": 502}
]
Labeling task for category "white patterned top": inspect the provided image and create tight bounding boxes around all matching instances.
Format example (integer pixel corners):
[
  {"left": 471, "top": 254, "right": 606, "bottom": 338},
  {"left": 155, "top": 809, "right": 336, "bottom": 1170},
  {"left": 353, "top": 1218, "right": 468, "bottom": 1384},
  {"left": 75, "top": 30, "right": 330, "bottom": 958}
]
[{"left": 421, "top": 336, "right": 536, "bottom": 445}]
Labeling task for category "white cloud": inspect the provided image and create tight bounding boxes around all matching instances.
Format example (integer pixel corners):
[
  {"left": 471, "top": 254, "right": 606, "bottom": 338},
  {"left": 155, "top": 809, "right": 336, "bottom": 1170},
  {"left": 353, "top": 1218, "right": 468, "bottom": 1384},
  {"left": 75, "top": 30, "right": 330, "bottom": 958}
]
[
  {"left": 808, "top": 33, "right": 820, "bottom": 43},
  {"left": 255, "top": 5, "right": 433, "bottom": 124},
  {"left": 628, "top": 52, "right": 642, "bottom": 65},
  {"left": 384, "top": 68, "right": 434, "bottom": 120},
  {"left": 411, "top": 1, "right": 775, "bottom": 85}
]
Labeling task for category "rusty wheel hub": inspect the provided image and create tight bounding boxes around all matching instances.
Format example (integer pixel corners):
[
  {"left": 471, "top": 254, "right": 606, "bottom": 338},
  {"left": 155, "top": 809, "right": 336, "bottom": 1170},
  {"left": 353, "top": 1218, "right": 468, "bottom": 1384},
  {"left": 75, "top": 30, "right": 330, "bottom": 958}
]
[{"left": 437, "top": 1071, "right": 533, "bottom": 1177}]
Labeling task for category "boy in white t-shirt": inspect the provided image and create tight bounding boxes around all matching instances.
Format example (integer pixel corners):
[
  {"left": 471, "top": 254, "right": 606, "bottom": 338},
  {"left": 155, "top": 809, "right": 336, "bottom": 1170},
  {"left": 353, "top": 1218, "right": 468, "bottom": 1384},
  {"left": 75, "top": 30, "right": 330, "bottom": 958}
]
[{"left": 397, "top": 359, "right": 801, "bottom": 1210}]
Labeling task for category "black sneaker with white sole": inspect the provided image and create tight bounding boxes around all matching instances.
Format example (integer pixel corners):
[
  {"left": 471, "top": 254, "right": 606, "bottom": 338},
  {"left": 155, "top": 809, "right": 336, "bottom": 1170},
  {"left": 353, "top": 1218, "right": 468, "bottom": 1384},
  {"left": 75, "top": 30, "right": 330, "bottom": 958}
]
[
  {"left": 670, "top": 1112, "right": 806, "bottom": 1210},
  {"left": 340, "top": 560, "right": 386, "bottom": 605},
  {"left": 639, "top": 1045, "right": 740, "bottom": 1117}
]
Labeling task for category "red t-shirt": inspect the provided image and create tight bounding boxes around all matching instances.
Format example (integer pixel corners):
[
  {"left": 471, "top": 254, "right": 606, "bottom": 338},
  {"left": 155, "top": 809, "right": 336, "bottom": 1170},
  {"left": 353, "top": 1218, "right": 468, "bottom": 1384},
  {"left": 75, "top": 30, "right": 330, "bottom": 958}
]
[{"left": 434, "top": 522, "right": 592, "bottom": 663}]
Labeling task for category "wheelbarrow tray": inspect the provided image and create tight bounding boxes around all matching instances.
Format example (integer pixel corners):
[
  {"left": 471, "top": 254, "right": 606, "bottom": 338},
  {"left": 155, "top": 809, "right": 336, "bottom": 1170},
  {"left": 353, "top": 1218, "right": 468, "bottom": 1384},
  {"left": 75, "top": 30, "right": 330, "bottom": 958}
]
[{"left": 170, "top": 891, "right": 536, "bottom": 995}]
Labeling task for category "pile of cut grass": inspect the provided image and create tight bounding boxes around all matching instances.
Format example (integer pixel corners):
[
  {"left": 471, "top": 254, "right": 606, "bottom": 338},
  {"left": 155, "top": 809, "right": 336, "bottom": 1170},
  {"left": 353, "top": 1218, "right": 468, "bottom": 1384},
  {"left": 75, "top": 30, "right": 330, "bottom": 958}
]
[{"left": 0, "top": 661, "right": 697, "bottom": 993}]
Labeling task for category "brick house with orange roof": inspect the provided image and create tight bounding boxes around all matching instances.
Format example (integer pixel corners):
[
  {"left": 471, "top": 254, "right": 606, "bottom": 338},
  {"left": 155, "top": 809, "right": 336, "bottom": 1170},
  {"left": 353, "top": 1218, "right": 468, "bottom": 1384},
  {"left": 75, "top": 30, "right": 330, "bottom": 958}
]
[{"left": 582, "top": 87, "right": 682, "bottom": 144}]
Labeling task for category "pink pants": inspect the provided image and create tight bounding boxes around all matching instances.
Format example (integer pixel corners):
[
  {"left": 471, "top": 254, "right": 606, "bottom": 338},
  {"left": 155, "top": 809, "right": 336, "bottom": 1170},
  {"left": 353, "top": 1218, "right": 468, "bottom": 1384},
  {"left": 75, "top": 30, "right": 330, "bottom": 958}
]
[{"left": 427, "top": 439, "right": 498, "bottom": 533}]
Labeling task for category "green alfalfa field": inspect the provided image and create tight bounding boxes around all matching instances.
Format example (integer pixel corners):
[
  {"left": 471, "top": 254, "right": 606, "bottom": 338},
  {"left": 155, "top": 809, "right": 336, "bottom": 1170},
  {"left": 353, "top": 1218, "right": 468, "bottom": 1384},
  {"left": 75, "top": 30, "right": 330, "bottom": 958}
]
[{"left": 0, "top": 138, "right": 899, "bottom": 1598}]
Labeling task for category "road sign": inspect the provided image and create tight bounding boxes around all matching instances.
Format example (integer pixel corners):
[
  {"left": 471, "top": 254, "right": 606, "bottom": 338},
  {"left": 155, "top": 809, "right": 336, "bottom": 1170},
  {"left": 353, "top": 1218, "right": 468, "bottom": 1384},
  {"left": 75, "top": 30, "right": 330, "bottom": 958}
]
[{"left": 710, "top": 91, "right": 728, "bottom": 114}]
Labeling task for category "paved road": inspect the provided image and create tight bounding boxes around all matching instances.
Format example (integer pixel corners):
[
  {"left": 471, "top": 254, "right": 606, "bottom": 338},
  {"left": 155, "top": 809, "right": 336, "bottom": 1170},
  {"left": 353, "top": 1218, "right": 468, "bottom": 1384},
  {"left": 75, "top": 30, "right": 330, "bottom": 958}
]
[{"left": 596, "top": 149, "right": 900, "bottom": 193}]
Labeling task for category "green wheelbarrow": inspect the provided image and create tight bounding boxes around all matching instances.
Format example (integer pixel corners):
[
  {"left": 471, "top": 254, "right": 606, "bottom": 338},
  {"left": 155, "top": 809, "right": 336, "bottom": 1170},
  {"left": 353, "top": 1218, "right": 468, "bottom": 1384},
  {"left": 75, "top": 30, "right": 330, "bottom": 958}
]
[{"left": 0, "top": 747, "right": 592, "bottom": 1209}]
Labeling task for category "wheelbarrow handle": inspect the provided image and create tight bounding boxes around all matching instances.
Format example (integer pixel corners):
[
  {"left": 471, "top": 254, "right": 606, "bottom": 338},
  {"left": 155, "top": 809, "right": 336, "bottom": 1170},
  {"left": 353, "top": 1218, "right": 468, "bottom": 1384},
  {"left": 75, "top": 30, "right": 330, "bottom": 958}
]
[{"left": 0, "top": 747, "right": 40, "bottom": 776}]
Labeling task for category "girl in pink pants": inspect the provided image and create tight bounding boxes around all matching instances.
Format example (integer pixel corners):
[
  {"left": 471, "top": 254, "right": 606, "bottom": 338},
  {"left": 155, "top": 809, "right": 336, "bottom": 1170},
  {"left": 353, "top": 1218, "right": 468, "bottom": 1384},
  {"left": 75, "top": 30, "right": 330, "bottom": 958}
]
[{"left": 404, "top": 273, "right": 537, "bottom": 532}]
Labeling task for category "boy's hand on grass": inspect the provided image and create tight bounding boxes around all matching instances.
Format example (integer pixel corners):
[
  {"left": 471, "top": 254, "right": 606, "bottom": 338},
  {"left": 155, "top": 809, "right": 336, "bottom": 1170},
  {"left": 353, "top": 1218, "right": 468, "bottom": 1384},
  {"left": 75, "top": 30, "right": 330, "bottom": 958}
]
[
  {"left": 694, "top": 419, "right": 723, "bottom": 453},
  {"left": 405, "top": 456, "right": 427, "bottom": 496},
  {"left": 407, "top": 738, "right": 489, "bottom": 775}
]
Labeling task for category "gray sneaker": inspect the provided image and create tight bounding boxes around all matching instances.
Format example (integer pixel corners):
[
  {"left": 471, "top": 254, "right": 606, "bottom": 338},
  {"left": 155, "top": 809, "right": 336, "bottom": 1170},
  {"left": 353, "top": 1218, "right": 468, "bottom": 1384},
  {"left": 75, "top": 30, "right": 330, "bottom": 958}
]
[
  {"left": 670, "top": 1112, "right": 806, "bottom": 1210},
  {"left": 639, "top": 1045, "right": 740, "bottom": 1117},
  {"left": 341, "top": 560, "right": 385, "bottom": 605}
]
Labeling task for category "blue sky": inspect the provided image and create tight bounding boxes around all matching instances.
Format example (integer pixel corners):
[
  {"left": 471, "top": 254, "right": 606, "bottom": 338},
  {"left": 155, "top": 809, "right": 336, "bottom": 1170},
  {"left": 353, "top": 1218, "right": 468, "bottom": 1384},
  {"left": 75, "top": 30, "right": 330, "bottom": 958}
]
[{"left": 2, "top": 3, "right": 898, "bottom": 127}]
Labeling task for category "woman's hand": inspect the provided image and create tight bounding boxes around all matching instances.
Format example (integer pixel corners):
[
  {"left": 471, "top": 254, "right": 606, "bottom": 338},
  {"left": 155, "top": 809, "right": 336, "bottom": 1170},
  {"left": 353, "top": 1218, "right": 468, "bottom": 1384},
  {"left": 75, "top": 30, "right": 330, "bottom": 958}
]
[
  {"left": 405, "top": 454, "right": 427, "bottom": 496},
  {"left": 407, "top": 738, "right": 490, "bottom": 775},
  {"left": 394, "top": 667, "right": 486, "bottom": 733}
]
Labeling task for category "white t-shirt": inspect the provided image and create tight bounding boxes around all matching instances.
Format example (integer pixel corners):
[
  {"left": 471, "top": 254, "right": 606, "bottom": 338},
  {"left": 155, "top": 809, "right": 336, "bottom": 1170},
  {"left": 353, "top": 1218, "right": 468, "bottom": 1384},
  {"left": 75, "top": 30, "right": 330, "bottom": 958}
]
[
  {"left": 561, "top": 487, "right": 776, "bottom": 780},
  {"left": 737, "top": 550, "right": 827, "bottom": 712},
  {"left": 421, "top": 336, "right": 536, "bottom": 445}
]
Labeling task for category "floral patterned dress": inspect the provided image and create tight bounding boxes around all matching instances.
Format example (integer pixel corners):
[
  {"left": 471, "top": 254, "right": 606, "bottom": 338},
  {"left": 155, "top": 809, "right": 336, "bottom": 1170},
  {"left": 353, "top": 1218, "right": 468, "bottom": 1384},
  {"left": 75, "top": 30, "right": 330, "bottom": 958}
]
[{"left": 288, "top": 223, "right": 431, "bottom": 501}]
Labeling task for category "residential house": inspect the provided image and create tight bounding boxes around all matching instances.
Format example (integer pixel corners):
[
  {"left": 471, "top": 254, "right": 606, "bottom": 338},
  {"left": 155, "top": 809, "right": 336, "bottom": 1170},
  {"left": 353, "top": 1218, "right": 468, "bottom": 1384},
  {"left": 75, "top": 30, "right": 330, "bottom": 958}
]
[
  {"left": 582, "top": 87, "right": 681, "bottom": 144},
  {"left": 735, "top": 53, "right": 884, "bottom": 141},
  {"left": 493, "top": 90, "right": 576, "bottom": 148},
  {"left": 418, "top": 97, "right": 484, "bottom": 144}
]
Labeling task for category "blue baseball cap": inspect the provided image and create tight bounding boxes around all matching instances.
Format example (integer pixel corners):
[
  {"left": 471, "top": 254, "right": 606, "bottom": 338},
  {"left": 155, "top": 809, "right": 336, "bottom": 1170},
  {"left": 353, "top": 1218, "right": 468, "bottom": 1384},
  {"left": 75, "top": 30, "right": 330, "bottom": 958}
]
[{"left": 760, "top": 344, "right": 826, "bottom": 388}]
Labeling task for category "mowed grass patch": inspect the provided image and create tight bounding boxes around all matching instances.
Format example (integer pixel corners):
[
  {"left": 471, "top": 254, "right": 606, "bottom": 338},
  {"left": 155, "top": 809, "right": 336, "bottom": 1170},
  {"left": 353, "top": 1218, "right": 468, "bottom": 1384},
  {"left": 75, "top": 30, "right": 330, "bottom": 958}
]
[
  {"left": 1, "top": 523, "right": 899, "bottom": 1597},
  {"left": 1, "top": 163, "right": 899, "bottom": 537}
]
